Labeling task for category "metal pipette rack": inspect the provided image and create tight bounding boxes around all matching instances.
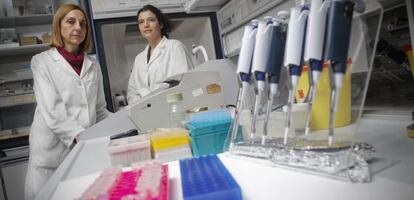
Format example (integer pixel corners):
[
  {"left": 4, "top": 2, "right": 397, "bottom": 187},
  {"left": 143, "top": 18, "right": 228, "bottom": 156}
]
[{"left": 226, "top": 0, "right": 384, "bottom": 183}]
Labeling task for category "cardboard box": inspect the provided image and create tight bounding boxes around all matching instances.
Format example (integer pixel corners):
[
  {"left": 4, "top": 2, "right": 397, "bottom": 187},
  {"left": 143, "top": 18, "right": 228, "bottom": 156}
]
[
  {"left": 41, "top": 33, "right": 51, "bottom": 44},
  {"left": 19, "top": 36, "right": 41, "bottom": 46}
]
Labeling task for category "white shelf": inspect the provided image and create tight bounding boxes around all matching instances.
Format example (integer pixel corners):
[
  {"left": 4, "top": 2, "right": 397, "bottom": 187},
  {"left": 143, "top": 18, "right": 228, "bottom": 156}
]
[
  {"left": 0, "top": 43, "right": 49, "bottom": 57},
  {"left": 0, "top": 93, "right": 35, "bottom": 108},
  {"left": 387, "top": 24, "right": 409, "bottom": 32},
  {"left": 0, "top": 14, "right": 53, "bottom": 28},
  {"left": 0, "top": 71, "right": 32, "bottom": 85}
]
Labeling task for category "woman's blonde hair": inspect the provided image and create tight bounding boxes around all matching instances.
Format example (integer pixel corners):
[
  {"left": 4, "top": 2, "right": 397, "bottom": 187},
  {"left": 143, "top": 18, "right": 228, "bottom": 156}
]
[{"left": 50, "top": 4, "right": 92, "bottom": 53}]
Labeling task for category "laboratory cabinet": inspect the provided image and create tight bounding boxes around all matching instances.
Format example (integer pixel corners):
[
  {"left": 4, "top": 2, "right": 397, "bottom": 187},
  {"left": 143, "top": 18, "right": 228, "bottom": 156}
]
[
  {"left": 0, "top": 0, "right": 58, "bottom": 153},
  {"left": 0, "top": 146, "right": 29, "bottom": 200}
]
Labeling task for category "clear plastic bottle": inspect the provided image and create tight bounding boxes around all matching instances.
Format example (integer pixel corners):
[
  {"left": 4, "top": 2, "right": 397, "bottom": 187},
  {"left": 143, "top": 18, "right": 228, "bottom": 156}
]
[{"left": 167, "top": 93, "right": 186, "bottom": 128}]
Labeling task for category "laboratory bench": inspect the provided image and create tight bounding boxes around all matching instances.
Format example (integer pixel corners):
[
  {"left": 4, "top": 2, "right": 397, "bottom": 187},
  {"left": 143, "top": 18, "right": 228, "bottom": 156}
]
[{"left": 36, "top": 109, "right": 414, "bottom": 200}]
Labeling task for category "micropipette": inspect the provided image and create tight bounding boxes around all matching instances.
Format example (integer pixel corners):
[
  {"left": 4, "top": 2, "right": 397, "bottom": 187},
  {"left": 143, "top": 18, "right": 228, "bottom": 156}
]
[
  {"left": 250, "top": 16, "right": 274, "bottom": 141},
  {"left": 261, "top": 12, "right": 289, "bottom": 145},
  {"left": 228, "top": 20, "right": 259, "bottom": 149},
  {"left": 283, "top": 4, "right": 309, "bottom": 144},
  {"left": 303, "top": 0, "right": 330, "bottom": 136},
  {"left": 325, "top": 0, "right": 364, "bottom": 145}
]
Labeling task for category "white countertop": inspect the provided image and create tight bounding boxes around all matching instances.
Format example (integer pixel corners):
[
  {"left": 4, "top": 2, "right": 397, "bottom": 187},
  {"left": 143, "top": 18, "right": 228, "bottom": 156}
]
[{"left": 37, "top": 111, "right": 414, "bottom": 200}]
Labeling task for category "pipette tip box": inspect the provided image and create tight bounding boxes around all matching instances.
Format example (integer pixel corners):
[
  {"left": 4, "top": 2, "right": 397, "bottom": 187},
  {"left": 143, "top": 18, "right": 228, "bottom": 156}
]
[
  {"left": 187, "top": 109, "right": 243, "bottom": 156},
  {"left": 180, "top": 155, "right": 242, "bottom": 200},
  {"left": 107, "top": 134, "right": 151, "bottom": 167},
  {"left": 79, "top": 162, "right": 168, "bottom": 200},
  {"left": 150, "top": 129, "right": 192, "bottom": 162}
]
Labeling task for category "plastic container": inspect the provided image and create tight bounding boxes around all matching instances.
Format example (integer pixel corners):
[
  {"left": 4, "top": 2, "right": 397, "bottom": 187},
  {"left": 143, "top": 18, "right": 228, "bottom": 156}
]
[
  {"left": 150, "top": 129, "right": 192, "bottom": 162},
  {"left": 187, "top": 109, "right": 243, "bottom": 156},
  {"left": 167, "top": 92, "right": 186, "bottom": 128},
  {"left": 79, "top": 164, "right": 169, "bottom": 200},
  {"left": 404, "top": 45, "right": 414, "bottom": 79},
  {"left": 153, "top": 145, "right": 193, "bottom": 163},
  {"left": 191, "top": 129, "right": 237, "bottom": 156},
  {"left": 107, "top": 134, "right": 151, "bottom": 167},
  {"left": 296, "top": 61, "right": 351, "bottom": 130},
  {"left": 150, "top": 129, "right": 190, "bottom": 151},
  {"left": 180, "top": 155, "right": 242, "bottom": 200}
]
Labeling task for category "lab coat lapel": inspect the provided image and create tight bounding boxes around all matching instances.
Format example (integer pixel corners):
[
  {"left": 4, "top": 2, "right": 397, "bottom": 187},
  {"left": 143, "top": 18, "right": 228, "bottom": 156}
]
[
  {"left": 148, "top": 37, "right": 167, "bottom": 66},
  {"left": 50, "top": 48, "right": 80, "bottom": 77},
  {"left": 80, "top": 55, "right": 93, "bottom": 78}
]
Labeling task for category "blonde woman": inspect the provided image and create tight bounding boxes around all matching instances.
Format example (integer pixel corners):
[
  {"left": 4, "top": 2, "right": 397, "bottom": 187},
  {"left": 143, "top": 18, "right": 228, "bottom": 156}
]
[{"left": 24, "top": 4, "right": 110, "bottom": 199}]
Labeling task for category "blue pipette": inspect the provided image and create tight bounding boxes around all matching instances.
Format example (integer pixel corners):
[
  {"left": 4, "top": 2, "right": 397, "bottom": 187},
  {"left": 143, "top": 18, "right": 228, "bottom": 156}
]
[
  {"left": 303, "top": 0, "right": 330, "bottom": 136},
  {"left": 228, "top": 20, "right": 259, "bottom": 149},
  {"left": 283, "top": 4, "right": 309, "bottom": 144},
  {"left": 325, "top": 0, "right": 364, "bottom": 145},
  {"left": 250, "top": 16, "right": 274, "bottom": 140},
  {"left": 261, "top": 12, "right": 289, "bottom": 145}
]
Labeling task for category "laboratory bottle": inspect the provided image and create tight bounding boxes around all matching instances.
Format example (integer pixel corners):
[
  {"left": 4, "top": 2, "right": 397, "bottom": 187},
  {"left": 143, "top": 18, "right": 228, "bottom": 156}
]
[{"left": 167, "top": 93, "right": 186, "bottom": 128}]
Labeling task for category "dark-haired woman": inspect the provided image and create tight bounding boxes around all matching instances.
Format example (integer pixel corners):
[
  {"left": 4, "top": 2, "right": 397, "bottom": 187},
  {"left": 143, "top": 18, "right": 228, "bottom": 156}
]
[{"left": 127, "top": 5, "right": 194, "bottom": 105}]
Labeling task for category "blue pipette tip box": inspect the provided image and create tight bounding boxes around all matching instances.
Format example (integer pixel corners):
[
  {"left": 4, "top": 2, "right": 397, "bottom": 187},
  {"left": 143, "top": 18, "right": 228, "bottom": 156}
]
[{"left": 180, "top": 155, "right": 242, "bottom": 200}]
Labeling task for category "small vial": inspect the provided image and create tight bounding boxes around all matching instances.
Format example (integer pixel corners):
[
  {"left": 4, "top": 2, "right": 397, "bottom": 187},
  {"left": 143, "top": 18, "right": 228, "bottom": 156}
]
[{"left": 166, "top": 93, "right": 186, "bottom": 128}]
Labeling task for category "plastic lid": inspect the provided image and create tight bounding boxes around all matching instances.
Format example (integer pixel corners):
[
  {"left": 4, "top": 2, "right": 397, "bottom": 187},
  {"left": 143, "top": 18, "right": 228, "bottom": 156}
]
[
  {"left": 166, "top": 92, "right": 183, "bottom": 103},
  {"left": 108, "top": 135, "right": 150, "bottom": 154},
  {"left": 150, "top": 129, "right": 190, "bottom": 151}
]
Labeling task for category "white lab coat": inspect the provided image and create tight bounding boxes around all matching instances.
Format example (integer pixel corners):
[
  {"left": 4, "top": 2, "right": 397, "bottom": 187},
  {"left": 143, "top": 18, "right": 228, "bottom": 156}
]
[
  {"left": 24, "top": 48, "right": 110, "bottom": 200},
  {"left": 127, "top": 36, "right": 194, "bottom": 104}
]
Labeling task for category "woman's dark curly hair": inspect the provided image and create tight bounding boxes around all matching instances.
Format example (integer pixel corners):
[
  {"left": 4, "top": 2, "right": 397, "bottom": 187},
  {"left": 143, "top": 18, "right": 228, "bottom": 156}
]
[{"left": 137, "top": 5, "right": 172, "bottom": 38}]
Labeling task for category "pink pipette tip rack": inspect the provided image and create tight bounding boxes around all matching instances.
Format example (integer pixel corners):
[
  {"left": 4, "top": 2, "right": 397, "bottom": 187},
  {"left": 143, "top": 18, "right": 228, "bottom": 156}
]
[{"left": 78, "top": 162, "right": 168, "bottom": 200}]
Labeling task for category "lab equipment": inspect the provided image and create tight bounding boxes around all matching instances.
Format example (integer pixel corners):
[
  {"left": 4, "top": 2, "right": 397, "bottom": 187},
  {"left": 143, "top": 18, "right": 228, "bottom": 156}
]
[
  {"left": 249, "top": 17, "right": 275, "bottom": 140},
  {"left": 187, "top": 109, "right": 242, "bottom": 156},
  {"left": 303, "top": 0, "right": 330, "bottom": 136},
  {"left": 78, "top": 166, "right": 122, "bottom": 200},
  {"left": 261, "top": 12, "right": 289, "bottom": 145},
  {"left": 167, "top": 92, "right": 186, "bottom": 128},
  {"left": 191, "top": 59, "right": 240, "bottom": 106},
  {"left": 192, "top": 44, "right": 209, "bottom": 63},
  {"left": 128, "top": 71, "right": 226, "bottom": 131},
  {"left": 283, "top": 4, "right": 309, "bottom": 144},
  {"left": 227, "top": 20, "right": 258, "bottom": 149},
  {"left": 269, "top": 141, "right": 374, "bottom": 182},
  {"left": 250, "top": 17, "right": 274, "bottom": 140},
  {"left": 78, "top": 162, "right": 168, "bottom": 200},
  {"left": 405, "top": 45, "right": 414, "bottom": 78},
  {"left": 130, "top": 161, "right": 169, "bottom": 200},
  {"left": 149, "top": 129, "right": 192, "bottom": 162},
  {"left": 325, "top": 0, "right": 364, "bottom": 144},
  {"left": 226, "top": 0, "right": 384, "bottom": 184},
  {"left": 180, "top": 155, "right": 242, "bottom": 200},
  {"left": 107, "top": 134, "right": 151, "bottom": 167},
  {"left": 109, "top": 129, "right": 139, "bottom": 140}
]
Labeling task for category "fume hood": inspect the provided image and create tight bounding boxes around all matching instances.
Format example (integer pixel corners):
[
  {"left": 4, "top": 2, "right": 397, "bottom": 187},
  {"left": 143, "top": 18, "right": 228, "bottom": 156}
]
[{"left": 87, "top": 1, "right": 224, "bottom": 111}]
